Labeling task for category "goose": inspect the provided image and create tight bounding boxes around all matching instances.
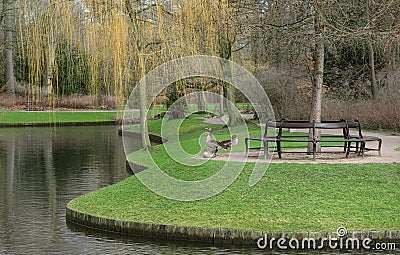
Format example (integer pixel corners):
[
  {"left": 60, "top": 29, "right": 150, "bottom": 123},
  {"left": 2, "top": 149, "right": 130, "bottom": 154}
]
[
  {"left": 205, "top": 127, "right": 221, "bottom": 149},
  {"left": 203, "top": 148, "right": 218, "bottom": 158},
  {"left": 218, "top": 135, "right": 238, "bottom": 150}
]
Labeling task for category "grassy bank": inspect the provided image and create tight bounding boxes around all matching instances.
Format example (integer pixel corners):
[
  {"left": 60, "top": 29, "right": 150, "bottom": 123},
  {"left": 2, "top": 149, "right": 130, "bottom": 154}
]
[
  {"left": 68, "top": 115, "right": 400, "bottom": 233},
  {"left": 0, "top": 111, "right": 119, "bottom": 124},
  {"left": 68, "top": 163, "right": 399, "bottom": 232}
]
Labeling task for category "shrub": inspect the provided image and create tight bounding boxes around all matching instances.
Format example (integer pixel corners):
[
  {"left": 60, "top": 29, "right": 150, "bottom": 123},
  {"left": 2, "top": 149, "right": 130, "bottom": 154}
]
[
  {"left": 254, "top": 66, "right": 400, "bottom": 132},
  {"left": 255, "top": 67, "right": 310, "bottom": 119},
  {"left": 322, "top": 98, "right": 400, "bottom": 131}
]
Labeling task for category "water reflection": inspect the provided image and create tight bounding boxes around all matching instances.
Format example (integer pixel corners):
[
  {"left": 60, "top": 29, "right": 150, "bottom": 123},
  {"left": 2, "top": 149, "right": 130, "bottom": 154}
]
[
  {"left": 0, "top": 126, "right": 396, "bottom": 254},
  {"left": 0, "top": 126, "right": 130, "bottom": 254}
]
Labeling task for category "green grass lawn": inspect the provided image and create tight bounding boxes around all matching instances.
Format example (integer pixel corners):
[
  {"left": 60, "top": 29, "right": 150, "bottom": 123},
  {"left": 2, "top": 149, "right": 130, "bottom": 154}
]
[
  {"left": 136, "top": 115, "right": 345, "bottom": 153},
  {"left": 69, "top": 163, "right": 399, "bottom": 232},
  {"left": 0, "top": 111, "right": 120, "bottom": 124},
  {"left": 147, "top": 103, "right": 254, "bottom": 117},
  {"left": 68, "top": 115, "right": 400, "bottom": 232}
]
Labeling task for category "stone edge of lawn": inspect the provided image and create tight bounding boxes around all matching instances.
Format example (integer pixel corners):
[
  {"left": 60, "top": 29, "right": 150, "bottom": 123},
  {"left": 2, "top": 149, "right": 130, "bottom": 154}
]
[
  {"left": 0, "top": 121, "right": 118, "bottom": 127},
  {"left": 66, "top": 207, "right": 400, "bottom": 246}
]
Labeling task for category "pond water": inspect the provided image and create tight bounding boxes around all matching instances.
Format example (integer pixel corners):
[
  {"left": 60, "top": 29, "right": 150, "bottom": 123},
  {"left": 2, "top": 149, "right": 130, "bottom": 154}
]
[{"left": 0, "top": 126, "right": 396, "bottom": 254}]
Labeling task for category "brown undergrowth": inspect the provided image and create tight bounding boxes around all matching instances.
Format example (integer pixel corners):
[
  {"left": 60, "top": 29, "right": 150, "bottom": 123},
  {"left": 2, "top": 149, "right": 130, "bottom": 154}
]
[{"left": 0, "top": 94, "right": 118, "bottom": 110}]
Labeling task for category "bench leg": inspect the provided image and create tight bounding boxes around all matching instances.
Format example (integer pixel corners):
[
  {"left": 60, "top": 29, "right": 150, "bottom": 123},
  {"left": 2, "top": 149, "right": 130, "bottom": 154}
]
[
  {"left": 263, "top": 141, "right": 271, "bottom": 159},
  {"left": 313, "top": 142, "right": 316, "bottom": 160},
  {"left": 263, "top": 141, "right": 266, "bottom": 159},
  {"left": 245, "top": 138, "right": 249, "bottom": 157},
  {"left": 378, "top": 139, "right": 382, "bottom": 156},
  {"left": 277, "top": 141, "right": 282, "bottom": 159},
  {"left": 361, "top": 142, "right": 365, "bottom": 158},
  {"left": 362, "top": 139, "right": 382, "bottom": 157},
  {"left": 346, "top": 141, "right": 351, "bottom": 158}
]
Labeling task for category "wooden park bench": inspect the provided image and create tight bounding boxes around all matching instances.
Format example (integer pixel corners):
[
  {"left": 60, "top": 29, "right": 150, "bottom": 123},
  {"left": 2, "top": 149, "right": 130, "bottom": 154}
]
[
  {"left": 245, "top": 119, "right": 382, "bottom": 160},
  {"left": 245, "top": 119, "right": 315, "bottom": 159},
  {"left": 345, "top": 119, "right": 382, "bottom": 158}
]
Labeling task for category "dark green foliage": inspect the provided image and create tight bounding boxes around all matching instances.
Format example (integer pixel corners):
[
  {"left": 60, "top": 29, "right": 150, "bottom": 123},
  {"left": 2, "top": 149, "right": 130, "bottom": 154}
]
[
  {"left": 164, "top": 85, "right": 187, "bottom": 119},
  {"left": 165, "top": 87, "right": 185, "bottom": 109},
  {"left": 324, "top": 42, "right": 386, "bottom": 100},
  {"left": 55, "top": 39, "right": 91, "bottom": 95}
]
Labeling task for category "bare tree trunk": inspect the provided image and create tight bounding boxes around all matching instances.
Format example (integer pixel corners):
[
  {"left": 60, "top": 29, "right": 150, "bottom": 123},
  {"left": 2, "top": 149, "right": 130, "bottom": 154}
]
[
  {"left": 3, "top": 0, "right": 15, "bottom": 95},
  {"left": 308, "top": 40, "right": 324, "bottom": 153},
  {"left": 222, "top": 52, "right": 242, "bottom": 127},
  {"left": 126, "top": 0, "right": 151, "bottom": 150},
  {"left": 139, "top": 71, "right": 151, "bottom": 150},
  {"left": 368, "top": 41, "right": 377, "bottom": 99},
  {"left": 309, "top": 43, "right": 324, "bottom": 123},
  {"left": 45, "top": 42, "right": 56, "bottom": 107},
  {"left": 308, "top": 9, "right": 325, "bottom": 153},
  {"left": 226, "top": 83, "right": 241, "bottom": 126},
  {"left": 219, "top": 84, "right": 224, "bottom": 116},
  {"left": 218, "top": 24, "right": 241, "bottom": 126},
  {"left": 197, "top": 90, "right": 207, "bottom": 112}
]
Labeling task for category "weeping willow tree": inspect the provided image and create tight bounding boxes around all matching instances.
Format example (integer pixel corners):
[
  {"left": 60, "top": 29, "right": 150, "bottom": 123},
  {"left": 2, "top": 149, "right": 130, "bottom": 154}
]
[
  {"left": 17, "top": 0, "right": 240, "bottom": 149},
  {"left": 159, "top": 0, "right": 242, "bottom": 125},
  {"left": 163, "top": 0, "right": 220, "bottom": 115},
  {"left": 19, "top": 1, "right": 71, "bottom": 104},
  {"left": 18, "top": 0, "right": 137, "bottom": 106}
]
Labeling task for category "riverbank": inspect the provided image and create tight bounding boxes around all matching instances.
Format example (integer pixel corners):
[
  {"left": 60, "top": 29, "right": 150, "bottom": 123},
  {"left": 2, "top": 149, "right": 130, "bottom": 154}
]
[
  {"left": 0, "top": 110, "right": 120, "bottom": 127},
  {"left": 66, "top": 115, "right": 400, "bottom": 245},
  {"left": 66, "top": 207, "right": 400, "bottom": 245}
]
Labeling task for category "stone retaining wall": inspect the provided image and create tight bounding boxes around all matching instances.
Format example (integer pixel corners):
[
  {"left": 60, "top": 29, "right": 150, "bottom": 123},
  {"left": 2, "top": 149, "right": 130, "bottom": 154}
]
[{"left": 66, "top": 207, "right": 400, "bottom": 246}]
